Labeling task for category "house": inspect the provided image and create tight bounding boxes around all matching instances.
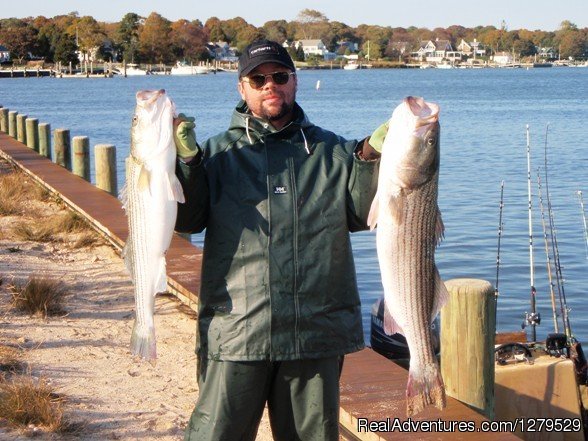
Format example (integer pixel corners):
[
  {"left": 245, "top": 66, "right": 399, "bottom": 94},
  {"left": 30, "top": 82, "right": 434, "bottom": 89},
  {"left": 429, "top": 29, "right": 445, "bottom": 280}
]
[
  {"left": 0, "top": 45, "right": 10, "bottom": 62},
  {"left": 492, "top": 51, "right": 514, "bottom": 65},
  {"left": 536, "top": 46, "right": 557, "bottom": 59},
  {"left": 336, "top": 40, "right": 359, "bottom": 53},
  {"left": 411, "top": 39, "right": 461, "bottom": 62},
  {"left": 457, "top": 39, "right": 486, "bottom": 58},
  {"left": 294, "top": 39, "right": 327, "bottom": 57},
  {"left": 207, "top": 41, "right": 238, "bottom": 62}
]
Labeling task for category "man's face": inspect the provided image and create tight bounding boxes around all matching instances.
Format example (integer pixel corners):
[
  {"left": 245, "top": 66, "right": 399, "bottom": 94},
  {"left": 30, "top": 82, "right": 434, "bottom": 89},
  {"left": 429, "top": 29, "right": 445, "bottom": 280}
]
[{"left": 238, "top": 62, "right": 297, "bottom": 129}]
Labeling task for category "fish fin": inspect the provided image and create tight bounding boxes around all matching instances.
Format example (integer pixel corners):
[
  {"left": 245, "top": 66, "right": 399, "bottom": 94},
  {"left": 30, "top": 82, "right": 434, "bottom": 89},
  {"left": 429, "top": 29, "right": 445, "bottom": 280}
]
[
  {"left": 130, "top": 320, "right": 157, "bottom": 362},
  {"left": 168, "top": 173, "right": 185, "bottom": 203},
  {"left": 119, "top": 183, "right": 129, "bottom": 211},
  {"left": 122, "top": 242, "right": 134, "bottom": 279},
  {"left": 367, "top": 192, "right": 379, "bottom": 230},
  {"left": 383, "top": 303, "right": 404, "bottom": 336},
  {"left": 389, "top": 193, "right": 404, "bottom": 225},
  {"left": 137, "top": 165, "right": 151, "bottom": 192},
  {"left": 154, "top": 256, "right": 168, "bottom": 294},
  {"left": 406, "top": 362, "right": 446, "bottom": 416},
  {"left": 435, "top": 207, "right": 444, "bottom": 246},
  {"left": 431, "top": 267, "right": 449, "bottom": 322}
]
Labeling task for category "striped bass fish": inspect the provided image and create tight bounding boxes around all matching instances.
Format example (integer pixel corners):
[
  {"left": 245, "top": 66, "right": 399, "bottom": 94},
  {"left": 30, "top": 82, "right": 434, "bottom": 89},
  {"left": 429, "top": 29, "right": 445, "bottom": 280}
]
[
  {"left": 120, "top": 89, "right": 185, "bottom": 361},
  {"left": 368, "top": 96, "right": 448, "bottom": 416}
]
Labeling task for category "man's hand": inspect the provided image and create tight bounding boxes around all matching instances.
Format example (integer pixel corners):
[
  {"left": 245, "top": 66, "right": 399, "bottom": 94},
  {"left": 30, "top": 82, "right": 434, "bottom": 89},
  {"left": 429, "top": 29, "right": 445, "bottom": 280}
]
[
  {"left": 173, "top": 113, "right": 198, "bottom": 159},
  {"left": 367, "top": 121, "right": 389, "bottom": 153}
]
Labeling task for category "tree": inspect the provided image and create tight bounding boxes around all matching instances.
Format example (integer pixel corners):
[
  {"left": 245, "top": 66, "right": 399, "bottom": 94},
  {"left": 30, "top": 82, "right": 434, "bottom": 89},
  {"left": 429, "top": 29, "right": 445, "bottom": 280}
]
[
  {"left": 0, "top": 20, "right": 37, "bottom": 63},
  {"left": 69, "top": 16, "right": 106, "bottom": 61},
  {"left": 262, "top": 20, "right": 289, "bottom": 43},
  {"left": 53, "top": 32, "right": 78, "bottom": 66},
  {"left": 205, "top": 17, "right": 226, "bottom": 42},
  {"left": 170, "top": 19, "right": 209, "bottom": 62},
  {"left": 294, "top": 9, "right": 328, "bottom": 40},
  {"left": 513, "top": 38, "right": 536, "bottom": 57},
  {"left": 139, "top": 12, "right": 173, "bottom": 63},
  {"left": 558, "top": 30, "right": 585, "bottom": 59},
  {"left": 117, "top": 12, "right": 141, "bottom": 63}
]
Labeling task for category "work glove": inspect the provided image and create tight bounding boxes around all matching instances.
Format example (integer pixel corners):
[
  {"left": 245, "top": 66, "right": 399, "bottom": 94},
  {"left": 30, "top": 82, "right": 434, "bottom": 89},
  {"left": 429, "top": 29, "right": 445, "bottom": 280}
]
[
  {"left": 368, "top": 121, "right": 389, "bottom": 153},
  {"left": 173, "top": 113, "right": 199, "bottom": 159}
]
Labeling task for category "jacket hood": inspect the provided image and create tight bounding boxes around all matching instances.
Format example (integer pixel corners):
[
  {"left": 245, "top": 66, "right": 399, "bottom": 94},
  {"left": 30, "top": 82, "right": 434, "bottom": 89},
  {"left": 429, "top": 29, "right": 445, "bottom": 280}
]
[{"left": 229, "top": 100, "right": 315, "bottom": 137}]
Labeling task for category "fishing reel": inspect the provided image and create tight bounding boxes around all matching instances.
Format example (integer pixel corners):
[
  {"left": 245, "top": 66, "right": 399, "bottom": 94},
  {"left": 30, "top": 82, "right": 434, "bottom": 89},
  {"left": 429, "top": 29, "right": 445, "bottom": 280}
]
[
  {"left": 495, "top": 342, "right": 534, "bottom": 365},
  {"left": 522, "top": 311, "right": 541, "bottom": 329},
  {"left": 545, "top": 333, "right": 569, "bottom": 357}
]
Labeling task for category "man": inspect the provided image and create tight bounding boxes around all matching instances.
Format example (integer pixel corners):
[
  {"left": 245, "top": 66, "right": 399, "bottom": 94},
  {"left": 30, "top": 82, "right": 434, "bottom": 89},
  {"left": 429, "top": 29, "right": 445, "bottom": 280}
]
[{"left": 174, "top": 39, "right": 387, "bottom": 441}]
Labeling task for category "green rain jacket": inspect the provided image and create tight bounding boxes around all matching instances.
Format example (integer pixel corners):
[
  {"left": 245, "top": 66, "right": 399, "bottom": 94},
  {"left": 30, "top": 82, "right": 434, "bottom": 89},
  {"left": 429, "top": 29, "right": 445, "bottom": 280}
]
[{"left": 175, "top": 100, "right": 380, "bottom": 362}]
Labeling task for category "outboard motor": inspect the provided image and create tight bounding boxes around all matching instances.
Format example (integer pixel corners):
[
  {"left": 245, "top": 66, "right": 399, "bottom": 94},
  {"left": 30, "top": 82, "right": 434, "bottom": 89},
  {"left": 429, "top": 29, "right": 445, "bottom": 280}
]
[{"left": 370, "top": 296, "right": 440, "bottom": 360}]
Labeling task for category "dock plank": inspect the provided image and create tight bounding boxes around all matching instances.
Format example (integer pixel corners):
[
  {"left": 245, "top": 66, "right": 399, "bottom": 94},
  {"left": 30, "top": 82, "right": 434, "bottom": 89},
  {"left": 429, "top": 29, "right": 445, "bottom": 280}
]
[{"left": 0, "top": 132, "right": 518, "bottom": 440}]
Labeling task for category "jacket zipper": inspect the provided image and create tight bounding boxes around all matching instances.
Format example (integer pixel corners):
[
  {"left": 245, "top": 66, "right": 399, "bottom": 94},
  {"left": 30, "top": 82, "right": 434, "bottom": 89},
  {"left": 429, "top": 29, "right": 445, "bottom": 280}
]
[
  {"left": 288, "top": 156, "right": 301, "bottom": 357},
  {"left": 264, "top": 137, "right": 273, "bottom": 360}
]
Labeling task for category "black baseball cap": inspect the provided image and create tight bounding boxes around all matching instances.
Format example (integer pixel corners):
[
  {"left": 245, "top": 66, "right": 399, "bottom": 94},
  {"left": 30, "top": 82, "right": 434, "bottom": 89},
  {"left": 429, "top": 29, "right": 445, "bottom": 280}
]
[{"left": 238, "top": 40, "right": 296, "bottom": 78}]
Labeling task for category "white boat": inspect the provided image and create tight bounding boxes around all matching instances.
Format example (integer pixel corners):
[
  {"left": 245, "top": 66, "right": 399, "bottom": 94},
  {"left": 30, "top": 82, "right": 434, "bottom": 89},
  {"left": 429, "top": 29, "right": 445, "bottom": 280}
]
[
  {"left": 170, "top": 62, "right": 209, "bottom": 75},
  {"left": 436, "top": 61, "right": 454, "bottom": 69},
  {"left": 113, "top": 65, "right": 148, "bottom": 76},
  {"left": 343, "top": 62, "right": 359, "bottom": 70}
]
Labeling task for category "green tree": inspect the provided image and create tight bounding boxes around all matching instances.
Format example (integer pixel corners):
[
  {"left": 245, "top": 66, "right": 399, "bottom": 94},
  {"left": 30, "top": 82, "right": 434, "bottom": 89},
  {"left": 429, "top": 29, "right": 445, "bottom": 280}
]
[
  {"left": 117, "top": 12, "right": 141, "bottom": 63},
  {"left": 205, "top": 17, "right": 226, "bottom": 42},
  {"left": 53, "top": 32, "right": 78, "bottom": 66},
  {"left": 262, "top": 20, "right": 289, "bottom": 43}
]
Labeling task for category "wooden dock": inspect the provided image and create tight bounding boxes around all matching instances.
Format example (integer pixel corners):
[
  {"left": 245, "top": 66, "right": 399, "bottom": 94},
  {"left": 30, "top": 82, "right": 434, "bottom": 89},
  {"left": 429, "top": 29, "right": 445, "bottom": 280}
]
[{"left": 0, "top": 132, "right": 518, "bottom": 440}]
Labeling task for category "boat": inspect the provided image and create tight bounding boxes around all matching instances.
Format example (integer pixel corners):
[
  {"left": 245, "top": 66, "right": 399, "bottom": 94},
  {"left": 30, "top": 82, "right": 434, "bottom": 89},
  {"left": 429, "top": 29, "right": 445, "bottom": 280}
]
[
  {"left": 170, "top": 62, "right": 209, "bottom": 75},
  {"left": 436, "top": 61, "right": 455, "bottom": 69},
  {"left": 370, "top": 296, "right": 440, "bottom": 360},
  {"left": 419, "top": 63, "right": 434, "bottom": 69},
  {"left": 343, "top": 61, "right": 359, "bottom": 70},
  {"left": 113, "top": 64, "right": 148, "bottom": 76}
]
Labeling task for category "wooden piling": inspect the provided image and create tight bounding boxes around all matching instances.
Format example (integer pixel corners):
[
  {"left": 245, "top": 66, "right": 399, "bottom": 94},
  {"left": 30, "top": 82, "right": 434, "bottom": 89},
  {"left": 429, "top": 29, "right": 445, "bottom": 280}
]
[
  {"left": 54, "top": 128, "right": 71, "bottom": 170},
  {"left": 16, "top": 114, "right": 27, "bottom": 144},
  {"left": 440, "top": 278, "right": 496, "bottom": 419},
  {"left": 0, "top": 107, "right": 8, "bottom": 133},
  {"left": 95, "top": 144, "right": 117, "bottom": 195},
  {"left": 25, "top": 118, "right": 39, "bottom": 151},
  {"left": 8, "top": 111, "right": 17, "bottom": 138},
  {"left": 72, "top": 136, "right": 90, "bottom": 181},
  {"left": 38, "top": 123, "right": 52, "bottom": 159}
]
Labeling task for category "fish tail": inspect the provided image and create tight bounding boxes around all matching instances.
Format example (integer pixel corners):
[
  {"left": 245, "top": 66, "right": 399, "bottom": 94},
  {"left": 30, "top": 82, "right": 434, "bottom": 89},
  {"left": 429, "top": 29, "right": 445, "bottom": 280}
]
[
  {"left": 406, "top": 363, "right": 446, "bottom": 416},
  {"left": 130, "top": 320, "right": 157, "bottom": 361}
]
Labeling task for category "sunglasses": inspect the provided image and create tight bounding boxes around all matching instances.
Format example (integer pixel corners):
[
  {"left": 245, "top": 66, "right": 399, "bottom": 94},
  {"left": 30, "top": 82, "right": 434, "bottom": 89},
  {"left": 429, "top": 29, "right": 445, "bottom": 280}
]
[{"left": 242, "top": 71, "right": 295, "bottom": 89}]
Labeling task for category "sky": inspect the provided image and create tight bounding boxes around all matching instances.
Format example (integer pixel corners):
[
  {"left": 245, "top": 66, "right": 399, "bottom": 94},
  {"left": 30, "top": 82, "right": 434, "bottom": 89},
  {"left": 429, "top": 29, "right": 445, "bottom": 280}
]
[{"left": 1, "top": 0, "right": 587, "bottom": 31}]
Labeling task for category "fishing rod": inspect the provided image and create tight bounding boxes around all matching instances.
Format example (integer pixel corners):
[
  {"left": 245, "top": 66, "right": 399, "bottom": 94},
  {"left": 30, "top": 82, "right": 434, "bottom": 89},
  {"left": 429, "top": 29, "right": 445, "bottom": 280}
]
[
  {"left": 543, "top": 124, "right": 573, "bottom": 340},
  {"left": 577, "top": 190, "right": 588, "bottom": 259},
  {"left": 495, "top": 180, "right": 505, "bottom": 319},
  {"left": 524, "top": 125, "right": 540, "bottom": 341},
  {"left": 537, "top": 171, "right": 560, "bottom": 333}
]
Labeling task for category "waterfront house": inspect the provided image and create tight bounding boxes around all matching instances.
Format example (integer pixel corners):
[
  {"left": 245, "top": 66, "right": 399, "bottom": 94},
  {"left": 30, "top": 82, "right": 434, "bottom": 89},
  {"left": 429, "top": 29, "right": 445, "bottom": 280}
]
[
  {"left": 492, "top": 51, "right": 514, "bottom": 65},
  {"left": 207, "top": 41, "right": 238, "bottom": 62},
  {"left": 457, "top": 39, "right": 486, "bottom": 58},
  {"left": 294, "top": 39, "right": 327, "bottom": 58},
  {"left": 0, "top": 45, "right": 10, "bottom": 62},
  {"left": 412, "top": 39, "right": 461, "bottom": 63},
  {"left": 537, "top": 46, "right": 557, "bottom": 59}
]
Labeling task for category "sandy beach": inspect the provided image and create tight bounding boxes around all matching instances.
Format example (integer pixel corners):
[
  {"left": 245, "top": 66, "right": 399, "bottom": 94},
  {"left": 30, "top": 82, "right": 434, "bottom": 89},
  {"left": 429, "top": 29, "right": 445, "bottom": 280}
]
[{"left": 0, "top": 158, "right": 274, "bottom": 440}]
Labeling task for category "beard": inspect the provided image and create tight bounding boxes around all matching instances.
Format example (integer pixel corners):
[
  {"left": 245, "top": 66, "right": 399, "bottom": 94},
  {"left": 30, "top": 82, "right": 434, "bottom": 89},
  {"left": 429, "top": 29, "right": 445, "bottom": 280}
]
[{"left": 264, "top": 100, "right": 295, "bottom": 122}]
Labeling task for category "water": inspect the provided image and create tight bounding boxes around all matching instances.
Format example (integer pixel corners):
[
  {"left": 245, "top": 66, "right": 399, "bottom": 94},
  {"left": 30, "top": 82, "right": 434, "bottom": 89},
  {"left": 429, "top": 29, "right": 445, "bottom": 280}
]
[{"left": 1, "top": 67, "right": 587, "bottom": 345}]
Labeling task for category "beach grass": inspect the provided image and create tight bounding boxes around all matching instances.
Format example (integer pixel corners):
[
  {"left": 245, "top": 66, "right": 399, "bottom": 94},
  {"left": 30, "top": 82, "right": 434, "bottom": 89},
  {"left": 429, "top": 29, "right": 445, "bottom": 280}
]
[
  {"left": 11, "top": 222, "right": 57, "bottom": 243},
  {"left": 0, "top": 346, "right": 26, "bottom": 377},
  {"left": 0, "top": 374, "right": 79, "bottom": 435},
  {"left": 9, "top": 277, "right": 68, "bottom": 317}
]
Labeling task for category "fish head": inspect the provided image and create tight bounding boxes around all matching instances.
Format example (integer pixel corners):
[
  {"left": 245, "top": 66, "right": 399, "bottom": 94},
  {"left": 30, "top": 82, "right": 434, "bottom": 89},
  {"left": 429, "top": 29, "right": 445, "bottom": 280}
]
[
  {"left": 382, "top": 96, "right": 440, "bottom": 190},
  {"left": 131, "top": 89, "right": 176, "bottom": 160}
]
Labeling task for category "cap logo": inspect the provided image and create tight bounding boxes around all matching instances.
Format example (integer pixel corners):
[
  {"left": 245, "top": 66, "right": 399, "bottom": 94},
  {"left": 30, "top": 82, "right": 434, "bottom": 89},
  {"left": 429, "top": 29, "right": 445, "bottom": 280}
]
[{"left": 249, "top": 45, "right": 279, "bottom": 57}]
